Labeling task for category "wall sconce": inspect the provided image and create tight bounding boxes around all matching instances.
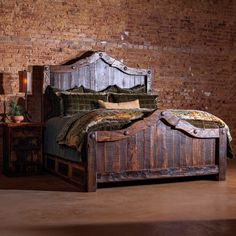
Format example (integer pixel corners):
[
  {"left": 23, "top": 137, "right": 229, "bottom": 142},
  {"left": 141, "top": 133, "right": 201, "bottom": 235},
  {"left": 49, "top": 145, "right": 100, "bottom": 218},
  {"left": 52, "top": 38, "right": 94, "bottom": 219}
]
[{"left": 19, "top": 70, "right": 32, "bottom": 121}]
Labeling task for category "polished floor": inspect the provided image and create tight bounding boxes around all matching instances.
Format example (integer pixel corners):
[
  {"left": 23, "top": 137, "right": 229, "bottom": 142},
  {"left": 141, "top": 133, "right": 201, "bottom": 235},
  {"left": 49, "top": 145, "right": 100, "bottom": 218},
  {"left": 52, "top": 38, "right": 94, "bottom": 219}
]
[{"left": 0, "top": 160, "right": 236, "bottom": 236}]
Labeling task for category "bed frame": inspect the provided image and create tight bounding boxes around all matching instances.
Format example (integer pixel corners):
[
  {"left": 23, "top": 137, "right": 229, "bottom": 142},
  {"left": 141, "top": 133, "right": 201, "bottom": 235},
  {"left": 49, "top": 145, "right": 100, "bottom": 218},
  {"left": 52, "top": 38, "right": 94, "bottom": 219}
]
[{"left": 30, "top": 51, "right": 227, "bottom": 192}]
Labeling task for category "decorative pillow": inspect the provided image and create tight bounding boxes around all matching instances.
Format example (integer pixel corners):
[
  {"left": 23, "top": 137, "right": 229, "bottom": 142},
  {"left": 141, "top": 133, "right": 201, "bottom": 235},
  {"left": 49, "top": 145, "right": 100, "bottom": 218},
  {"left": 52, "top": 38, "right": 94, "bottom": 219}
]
[
  {"left": 66, "top": 85, "right": 84, "bottom": 93},
  {"left": 98, "top": 99, "right": 140, "bottom": 109},
  {"left": 125, "top": 84, "right": 146, "bottom": 94},
  {"left": 61, "top": 93, "right": 108, "bottom": 115},
  {"left": 45, "top": 86, "right": 64, "bottom": 117},
  {"left": 77, "top": 84, "right": 146, "bottom": 94},
  {"left": 45, "top": 85, "right": 89, "bottom": 117},
  {"left": 110, "top": 93, "right": 158, "bottom": 109},
  {"left": 101, "top": 84, "right": 146, "bottom": 94}
]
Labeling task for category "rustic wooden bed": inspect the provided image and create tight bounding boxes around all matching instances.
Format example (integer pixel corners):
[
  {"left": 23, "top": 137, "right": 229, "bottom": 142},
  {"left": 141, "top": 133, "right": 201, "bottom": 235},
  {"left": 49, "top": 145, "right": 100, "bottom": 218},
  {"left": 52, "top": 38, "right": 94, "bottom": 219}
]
[{"left": 31, "top": 51, "right": 227, "bottom": 192}]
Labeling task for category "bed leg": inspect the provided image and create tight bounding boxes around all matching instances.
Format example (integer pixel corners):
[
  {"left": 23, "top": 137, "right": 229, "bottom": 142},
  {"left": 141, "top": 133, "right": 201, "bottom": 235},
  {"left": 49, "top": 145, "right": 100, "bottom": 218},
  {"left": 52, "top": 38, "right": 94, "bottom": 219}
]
[
  {"left": 216, "top": 128, "right": 227, "bottom": 181},
  {"left": 86, "top": 168, "right": 97, "bottom": 192},
  {"left": 86, "top": 132, "right": 97, "bottom": 192}
]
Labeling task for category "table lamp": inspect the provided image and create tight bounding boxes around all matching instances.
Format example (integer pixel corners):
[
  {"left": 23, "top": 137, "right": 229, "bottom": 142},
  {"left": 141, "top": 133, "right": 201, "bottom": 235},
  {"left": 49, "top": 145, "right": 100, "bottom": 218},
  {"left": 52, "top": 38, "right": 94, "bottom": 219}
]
[{"left": 19, "top": 70, "right": 32, "bottom": 121}]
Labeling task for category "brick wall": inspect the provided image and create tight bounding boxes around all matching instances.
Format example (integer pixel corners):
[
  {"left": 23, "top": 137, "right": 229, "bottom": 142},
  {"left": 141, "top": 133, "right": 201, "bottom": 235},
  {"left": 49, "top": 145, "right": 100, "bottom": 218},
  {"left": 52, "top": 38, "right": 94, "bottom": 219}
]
[{"left": 0, "top": 0, "right": 235, "bottom": 151}]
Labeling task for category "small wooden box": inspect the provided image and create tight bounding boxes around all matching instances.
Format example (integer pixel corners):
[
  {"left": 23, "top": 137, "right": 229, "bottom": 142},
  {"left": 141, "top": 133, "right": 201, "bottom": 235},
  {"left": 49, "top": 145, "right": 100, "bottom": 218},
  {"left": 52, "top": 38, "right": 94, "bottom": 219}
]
[{"left": 2, "top": 122, "right": 42, "bottom": 176}]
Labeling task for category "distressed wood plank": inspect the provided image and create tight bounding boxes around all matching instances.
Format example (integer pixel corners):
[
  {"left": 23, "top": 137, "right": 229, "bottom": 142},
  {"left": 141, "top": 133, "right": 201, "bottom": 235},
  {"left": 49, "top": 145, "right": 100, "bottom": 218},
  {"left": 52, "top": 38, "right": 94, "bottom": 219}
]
[
  {"left": 217, "top": 128, "right": 227, "bottom": 180},
  {"left": 98, "top": 165, "right": 219, "bottom": 183},
  {"left": 127, "top": 135, "right": 138, "bottom": 171}
]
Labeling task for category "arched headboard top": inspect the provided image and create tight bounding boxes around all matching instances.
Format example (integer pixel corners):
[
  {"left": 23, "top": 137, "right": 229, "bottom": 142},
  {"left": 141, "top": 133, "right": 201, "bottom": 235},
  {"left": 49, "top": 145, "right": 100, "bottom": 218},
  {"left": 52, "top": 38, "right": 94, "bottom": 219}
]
[{"left": 43, "top": 51, "right": 152, "bottom": 93}]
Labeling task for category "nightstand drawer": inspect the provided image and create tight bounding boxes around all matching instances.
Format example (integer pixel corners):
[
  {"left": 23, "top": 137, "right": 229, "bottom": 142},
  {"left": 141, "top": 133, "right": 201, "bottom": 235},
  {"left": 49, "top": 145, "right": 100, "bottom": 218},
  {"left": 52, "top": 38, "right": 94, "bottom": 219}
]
[
  {"left": 12, "top": 136, "right": 41, "bottom": 150},
  {"left": 3, "top": 122, "right": 43, "bottom": 176},
  {"left": 12, "top": 127, "right": 41, "bottom": 139}
]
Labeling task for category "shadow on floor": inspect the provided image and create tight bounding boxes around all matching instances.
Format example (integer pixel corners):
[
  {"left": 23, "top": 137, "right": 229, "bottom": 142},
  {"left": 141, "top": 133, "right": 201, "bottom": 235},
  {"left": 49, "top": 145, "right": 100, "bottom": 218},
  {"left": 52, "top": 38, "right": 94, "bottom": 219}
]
[
  {"left": 0, "top": 159, "right": 235, "bottom": 192},
  {"left": 0, "top": 171, "right": 218, "bottom": 192},
  {"left": 2, "top": 219, "right": 236, "bottom": 236},
  {"left": 0, "top": 172, "right": 79, "bottom": 192}
]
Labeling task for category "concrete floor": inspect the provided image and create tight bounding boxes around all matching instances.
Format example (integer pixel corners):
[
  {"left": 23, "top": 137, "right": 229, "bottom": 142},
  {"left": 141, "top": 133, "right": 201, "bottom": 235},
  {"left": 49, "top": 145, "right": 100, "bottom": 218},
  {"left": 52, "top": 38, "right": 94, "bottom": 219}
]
[{"left": 0, "top": 160, "right": 236, "bottom": 236}]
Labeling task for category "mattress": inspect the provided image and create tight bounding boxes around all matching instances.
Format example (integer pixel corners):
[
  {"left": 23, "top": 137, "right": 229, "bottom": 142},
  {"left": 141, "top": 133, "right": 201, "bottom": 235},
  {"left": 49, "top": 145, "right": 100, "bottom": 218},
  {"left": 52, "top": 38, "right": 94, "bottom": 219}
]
[{"left": 44, "top": 116, "right": 82, "bottom": 163}]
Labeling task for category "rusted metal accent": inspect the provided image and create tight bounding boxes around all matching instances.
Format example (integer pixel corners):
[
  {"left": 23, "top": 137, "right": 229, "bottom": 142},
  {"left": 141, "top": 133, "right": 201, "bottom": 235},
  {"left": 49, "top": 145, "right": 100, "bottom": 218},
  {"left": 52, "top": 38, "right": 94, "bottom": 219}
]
[{"left": 90, "top": 133, "right": 96, "bottom": 140}]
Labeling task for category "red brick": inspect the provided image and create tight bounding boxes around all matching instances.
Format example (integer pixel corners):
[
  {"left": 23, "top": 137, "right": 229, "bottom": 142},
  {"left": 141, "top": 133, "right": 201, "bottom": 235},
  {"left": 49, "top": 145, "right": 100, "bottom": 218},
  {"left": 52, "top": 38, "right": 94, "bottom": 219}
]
[{"left": 0, "top": 0, "right": 235, "bottom": 151}]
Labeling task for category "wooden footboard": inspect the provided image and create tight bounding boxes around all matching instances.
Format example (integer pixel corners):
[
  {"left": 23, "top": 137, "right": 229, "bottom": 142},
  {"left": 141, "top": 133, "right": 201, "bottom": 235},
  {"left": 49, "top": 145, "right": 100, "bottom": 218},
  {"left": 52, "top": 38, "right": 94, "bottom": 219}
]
[
  {"left": 44, "top": 110, "right": 227, "bottom": 192},
  {"left": 86, "top": 110, "right": 227, "bottom": 191}
]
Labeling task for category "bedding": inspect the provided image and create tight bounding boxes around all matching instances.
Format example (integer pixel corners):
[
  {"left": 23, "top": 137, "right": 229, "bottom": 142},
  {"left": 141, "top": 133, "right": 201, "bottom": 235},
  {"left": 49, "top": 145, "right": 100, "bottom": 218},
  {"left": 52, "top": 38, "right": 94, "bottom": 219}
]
[
  {"left": 98, "top": 99, "right": 140, "bottom": 109},
  {"left": 110, "top": 93, "right": 158, "bottom": 109},
  {"left": 81, "top": 84, "right": 146, "bottom": 94},
  {"left": 45, "top": 84, "right": 147, "bottom": 117},
  {"left": 44, "top": 116, "right": 81, "bottom": 162},
  {"left": 57, "top": 109, "right": 153, "bottom": 151},
  {"left": 55, "top": 108, "right": 233, "bottom": 159},
  {"left": 45, "top": 85, "right": 85, "bottom": 117},
  {"left": 61, "top": 93, "right": 108, "bottom": 115}
]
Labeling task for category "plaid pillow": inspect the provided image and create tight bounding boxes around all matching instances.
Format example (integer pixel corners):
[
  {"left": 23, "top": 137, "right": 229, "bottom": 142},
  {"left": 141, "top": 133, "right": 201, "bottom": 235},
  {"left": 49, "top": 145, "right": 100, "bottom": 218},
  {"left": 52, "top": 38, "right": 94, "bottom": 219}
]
[
  {"left": 78, "top": 84, "right": 146, "bottom": 94},
  {"left": 110, "top": 93, "right": 158, "bottom": 109},
  {"left": 45, "top": 85, "right": 87, "bottom": 118},
  {"left": 101, "top": 84, "right": 146, "bottom": 94},
  {"left": 61, "top": 93, "right": 108, "bottom": 115},
  {"left": 67, "top": 85, "right": 84, "bottom": 93}
]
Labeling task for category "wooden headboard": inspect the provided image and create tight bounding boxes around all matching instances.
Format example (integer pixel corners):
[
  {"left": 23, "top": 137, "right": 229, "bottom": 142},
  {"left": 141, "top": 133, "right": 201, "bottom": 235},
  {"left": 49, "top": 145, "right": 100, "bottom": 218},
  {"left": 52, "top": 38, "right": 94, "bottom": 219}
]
[
  {"left": 29, "top": 51, "right": 152, "bottom": 122},
  {"left": 42, "top": 51, "right": 152, "bottom": 93}
]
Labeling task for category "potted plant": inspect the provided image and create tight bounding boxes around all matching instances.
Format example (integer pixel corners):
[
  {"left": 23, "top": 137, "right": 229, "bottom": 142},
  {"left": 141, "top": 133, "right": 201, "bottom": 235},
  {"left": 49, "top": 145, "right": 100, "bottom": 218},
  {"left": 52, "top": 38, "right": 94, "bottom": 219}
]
[{"left": 8, "top": 100, "right": 24, "bottom": 123}]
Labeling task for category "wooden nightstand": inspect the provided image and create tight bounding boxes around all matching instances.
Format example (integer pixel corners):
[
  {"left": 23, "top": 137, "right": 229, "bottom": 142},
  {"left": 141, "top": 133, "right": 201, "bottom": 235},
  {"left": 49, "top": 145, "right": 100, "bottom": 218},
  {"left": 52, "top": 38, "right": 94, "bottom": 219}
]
[{"left": 2, "top": 122, "right": 43, "bottom": 176}]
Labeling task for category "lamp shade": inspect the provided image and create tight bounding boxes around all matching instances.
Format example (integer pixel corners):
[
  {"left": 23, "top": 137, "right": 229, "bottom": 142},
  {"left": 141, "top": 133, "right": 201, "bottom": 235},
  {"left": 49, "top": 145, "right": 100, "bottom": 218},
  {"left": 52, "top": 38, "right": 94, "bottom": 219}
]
[{"left": 19, "top": 70, "right": 32, "bottom": 93}]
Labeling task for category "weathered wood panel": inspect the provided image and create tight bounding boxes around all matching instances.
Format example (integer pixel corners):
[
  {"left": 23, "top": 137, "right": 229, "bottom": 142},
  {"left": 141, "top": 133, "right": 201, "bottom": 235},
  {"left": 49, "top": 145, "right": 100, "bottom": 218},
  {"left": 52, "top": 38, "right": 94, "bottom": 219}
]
[
  {"left": 95, "top": 119, "right": 218, "bottom": 181},
  {"left": 43, "top": 52, "right": 151, "bottom": 92},
  {"left": 45, "top": 154, "right": 85, "bottom": 191},
  {"left": 98, "top": 165, "right": 219, "bottom": 183}
]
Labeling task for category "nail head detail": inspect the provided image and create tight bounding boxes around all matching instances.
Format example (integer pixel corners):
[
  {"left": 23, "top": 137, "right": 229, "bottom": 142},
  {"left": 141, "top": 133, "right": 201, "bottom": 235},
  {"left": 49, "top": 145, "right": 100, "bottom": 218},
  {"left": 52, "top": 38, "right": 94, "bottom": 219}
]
[{"left": 124, "top": 130, "right": 129, "bottom": 135}]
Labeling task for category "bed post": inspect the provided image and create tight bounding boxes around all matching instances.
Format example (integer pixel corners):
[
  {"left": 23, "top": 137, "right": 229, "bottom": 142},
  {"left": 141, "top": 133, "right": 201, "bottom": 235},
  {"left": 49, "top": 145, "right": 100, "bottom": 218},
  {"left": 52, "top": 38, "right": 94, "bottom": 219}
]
[
  {"left": 86, "top": 132, "right": 97, "bottom": 192},
  {"left": 216, "top": 127, "right": 227, "bottom": 181}
]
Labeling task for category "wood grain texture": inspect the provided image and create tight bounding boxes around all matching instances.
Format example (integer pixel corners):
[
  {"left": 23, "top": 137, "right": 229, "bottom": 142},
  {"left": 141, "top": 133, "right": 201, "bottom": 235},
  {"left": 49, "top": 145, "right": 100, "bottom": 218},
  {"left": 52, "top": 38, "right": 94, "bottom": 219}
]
[
  {"left": 98, "top": 165, "right": 219, "bottom": 183},
  {"left": 45, "top": 154, "right": 85, "bottom": 191},
  {"left": 216, "top": 128, "right": 227, "bottom": 180},
  {"left": 43, "top": 110, "right": 226, "bottom": 191},
  {"left": 2, "top": 123, "right": 42, "bottom": 176},
  {"left": 94, "top": 116, "right": 222, "bottom": 186},
  {"left": 35, "top": 52, "right": 228, "bottom": 192},
  {"left": 43, "top": 51, "right": 152, "bottom": 93}
]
